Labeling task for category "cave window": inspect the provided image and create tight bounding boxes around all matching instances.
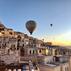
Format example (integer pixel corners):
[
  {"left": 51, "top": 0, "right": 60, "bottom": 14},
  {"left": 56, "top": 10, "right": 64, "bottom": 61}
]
[
  {"left": 39, "top": 50, "right": 41, "bottom": 53},
  {"left": 29, "top": 50, "right": 31, "bottom": 54},
  {"left": 9, "top": 32, "right": 12, "bottom": 35}
]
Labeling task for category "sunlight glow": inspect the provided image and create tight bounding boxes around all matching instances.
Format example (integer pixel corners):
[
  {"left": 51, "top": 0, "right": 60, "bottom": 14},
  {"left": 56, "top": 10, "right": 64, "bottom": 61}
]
[{"left": 40, "top": 31, "right": 71, "bottom": 46}]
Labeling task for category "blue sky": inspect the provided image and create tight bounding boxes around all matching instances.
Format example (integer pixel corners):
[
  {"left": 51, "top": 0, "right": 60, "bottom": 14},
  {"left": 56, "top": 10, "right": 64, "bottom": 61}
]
[{"left": 0, "top": 0, "right": 71, "bottom": 45}]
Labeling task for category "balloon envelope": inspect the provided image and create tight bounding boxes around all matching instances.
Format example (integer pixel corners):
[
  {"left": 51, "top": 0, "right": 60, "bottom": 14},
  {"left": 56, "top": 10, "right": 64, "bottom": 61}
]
[
  {"left": 50, "top": 24, "right": 53, "bottom": 27},
  {"left": 26, "top": 20, "right": 36, "bottom": 35}
]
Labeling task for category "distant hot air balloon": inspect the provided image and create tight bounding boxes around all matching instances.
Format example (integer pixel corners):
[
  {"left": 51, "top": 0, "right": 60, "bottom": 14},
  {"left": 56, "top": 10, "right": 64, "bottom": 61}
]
[
  {"left": 26, "top": 20, "right": 37, "bottom": 35},
  {"left": 50, "top": 24, "right": 53, "bottom": 27}
]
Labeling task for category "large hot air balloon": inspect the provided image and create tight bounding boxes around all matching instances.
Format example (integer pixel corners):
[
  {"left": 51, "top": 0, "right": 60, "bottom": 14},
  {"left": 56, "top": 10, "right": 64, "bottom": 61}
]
[{"left": 26, "top": 20, "right": 37, "bottom": 35}]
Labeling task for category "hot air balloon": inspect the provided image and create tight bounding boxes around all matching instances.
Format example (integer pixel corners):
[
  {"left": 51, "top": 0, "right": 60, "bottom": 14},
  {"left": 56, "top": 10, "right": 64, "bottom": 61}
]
[
  {"left": 50, "top": 24, "right": 53, "bottom": 27},
  {"left": 26, "top": 20, "right": 37, "bottom": 35}
]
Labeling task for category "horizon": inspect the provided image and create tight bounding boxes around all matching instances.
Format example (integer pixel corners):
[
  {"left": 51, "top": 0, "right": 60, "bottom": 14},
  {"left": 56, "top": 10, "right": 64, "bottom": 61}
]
[{"left": 1, "top": 22, "right": 71, "bottom": 47}]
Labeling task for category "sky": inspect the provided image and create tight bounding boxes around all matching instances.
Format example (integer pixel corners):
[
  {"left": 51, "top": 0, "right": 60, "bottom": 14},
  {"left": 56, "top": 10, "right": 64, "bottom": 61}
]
[{"left": 0, "top": 0, "right": 71, "bottom": 46}]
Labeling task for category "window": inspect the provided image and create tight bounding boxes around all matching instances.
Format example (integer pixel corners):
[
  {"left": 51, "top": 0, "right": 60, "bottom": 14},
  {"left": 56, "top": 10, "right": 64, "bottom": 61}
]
[
  {"left": 33, "top": 50, "right": 35, "bottom": 54},
  {"left": 20, "top": 47, "right": 25, "bottom": 56},
  {"left": 65, "top": 67, "right": 69, "bottom": 71},
  {"left": 30, "top": 50, "right": 31, "bottom": 54},
  {"left": 23, "top": 44, "right": 24, "bottom": 47},
  {"left": 39, "top": 50, "right": 41, "bottom": 53},
  {"left": 2, "top": 32, "right": 4, "bottom": 34},
  {"left": 9, "top": 32, "right": 12, "bottom": 35},
  {"left": 66, "top": 67, "right": 68, "bottom": 71}
]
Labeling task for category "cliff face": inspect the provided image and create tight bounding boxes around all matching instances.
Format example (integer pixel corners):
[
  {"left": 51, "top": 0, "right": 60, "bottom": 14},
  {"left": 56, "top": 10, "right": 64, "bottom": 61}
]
[{"left": 0, "top": 51, "right": 19, "bottom": 64}]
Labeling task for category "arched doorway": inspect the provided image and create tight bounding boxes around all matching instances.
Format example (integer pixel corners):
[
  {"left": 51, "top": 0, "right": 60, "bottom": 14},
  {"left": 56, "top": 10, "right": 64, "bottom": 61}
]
[{"left": 20, "top": 47, "right": 25, "bottom": 56}]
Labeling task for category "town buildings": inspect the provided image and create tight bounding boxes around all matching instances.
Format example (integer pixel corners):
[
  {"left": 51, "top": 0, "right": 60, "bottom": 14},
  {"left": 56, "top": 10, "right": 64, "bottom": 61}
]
[{"left": 0, "top": 22, "right": 71, "bottom": 71}]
